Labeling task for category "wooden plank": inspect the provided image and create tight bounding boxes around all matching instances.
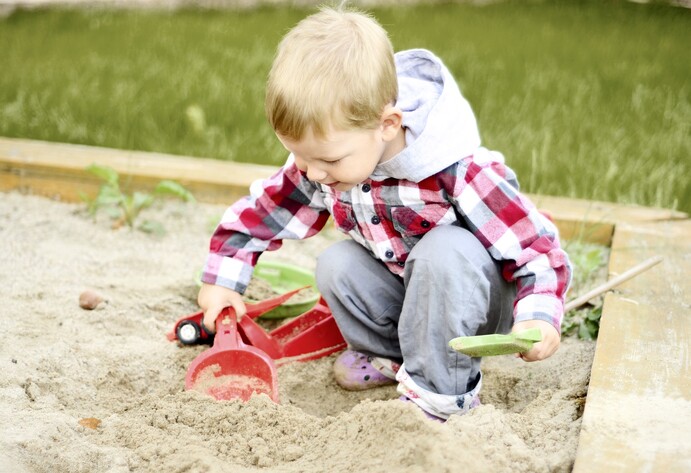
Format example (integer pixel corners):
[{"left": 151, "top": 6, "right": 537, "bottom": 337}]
[
  {"left": 0, "top": 137, "right": 687, "bottom": 242},
  {"left": 526, "top": 193, "right": 687, "bottom": 245},
  {"left": 573, "top": 219, "right": 691, "bottom": 472},
  {"left": 0, "top": 137, "right": 277, "bottom": 204}
]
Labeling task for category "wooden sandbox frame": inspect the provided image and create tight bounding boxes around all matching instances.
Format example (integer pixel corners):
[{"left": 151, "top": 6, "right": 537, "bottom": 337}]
[{"left": 1, "top": 137, "right": 689, "bottom": 471}]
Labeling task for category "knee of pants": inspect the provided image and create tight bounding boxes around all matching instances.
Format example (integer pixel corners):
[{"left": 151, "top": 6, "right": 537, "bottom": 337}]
[
  {"left": 315, "top": 240, "right": 358, "bottom": 293},
  {"left": 408, "top": 225, "right": 495, "bottom": 274}
]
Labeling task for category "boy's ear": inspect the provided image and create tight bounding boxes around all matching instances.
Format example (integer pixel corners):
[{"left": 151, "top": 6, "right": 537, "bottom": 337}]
[{"left": 380, "top": 104, "right": 403, "bottom": 141}]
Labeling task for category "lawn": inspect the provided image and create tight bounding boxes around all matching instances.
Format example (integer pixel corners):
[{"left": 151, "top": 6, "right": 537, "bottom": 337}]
[{"left": 0, "top": 0, "right": 689, "bottom": 212}]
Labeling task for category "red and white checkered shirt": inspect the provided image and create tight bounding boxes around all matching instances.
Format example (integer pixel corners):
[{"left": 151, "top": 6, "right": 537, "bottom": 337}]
[{"left": 202, "top": 154, "right": 571, "bottom": 331}]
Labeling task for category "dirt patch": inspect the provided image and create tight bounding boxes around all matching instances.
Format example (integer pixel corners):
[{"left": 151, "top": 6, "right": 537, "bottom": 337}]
[{"left": 0, "top": 192, "right": 594, "bottom": 472}]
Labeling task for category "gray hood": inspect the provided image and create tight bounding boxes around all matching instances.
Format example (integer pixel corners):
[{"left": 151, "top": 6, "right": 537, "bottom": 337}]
[{"left": 371, "top": 49, "right": 482, "bottom": 182}]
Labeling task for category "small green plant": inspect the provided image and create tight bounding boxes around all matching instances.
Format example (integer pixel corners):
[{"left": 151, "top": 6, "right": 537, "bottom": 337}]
[
  {"left": 81, "top": 164, "right": 195, "bottom": 234},
  {"left": 567, "top": 242, "right": 607, "bottom": 293},
  {"left": 563, "top": 241, "right": 609, "bottom": 340},
  {"left": 562, "top": 306, "right": 602, "bottom": 340}
]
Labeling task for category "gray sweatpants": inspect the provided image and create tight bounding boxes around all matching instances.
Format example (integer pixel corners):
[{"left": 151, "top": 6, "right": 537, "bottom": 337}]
[{"left": 315, "top": 225, "right": 516, "bottom": 396}]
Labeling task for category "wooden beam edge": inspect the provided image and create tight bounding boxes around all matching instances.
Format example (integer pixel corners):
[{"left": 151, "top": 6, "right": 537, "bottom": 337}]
[
  {"left": 0, "top": 137, "right": 278, "bottom": 204},
  {"left": 573, "top": 220, "right": 691, "bottom": 472},
  {"left": 1, "top": 137, "right": 687, "bottom": 241}
]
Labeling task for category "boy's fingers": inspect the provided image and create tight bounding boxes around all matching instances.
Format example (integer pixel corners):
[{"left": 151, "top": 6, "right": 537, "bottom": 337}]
[
  {"left": 202, "top": 307, "right": 222, "bottom": 333},
  {"left": 519, "top": 339, "right": 559, "bottom": 362},
  {"left": 512, "top": 320, "right": 561, "bottom": 362},
  {"left": 516, "top": 341, "right": 543, "bottom": 362},
  {"left": 519, "top": 350, "right": 540, "bottom": 362},
  {"left": 230, "top": 299, "right": 247, "bottom": 321}
]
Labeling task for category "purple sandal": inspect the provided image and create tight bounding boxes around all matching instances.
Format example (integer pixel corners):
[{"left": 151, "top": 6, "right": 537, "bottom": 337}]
[{"left": 333, "top": 350, "right": 397, "bottom": 391}]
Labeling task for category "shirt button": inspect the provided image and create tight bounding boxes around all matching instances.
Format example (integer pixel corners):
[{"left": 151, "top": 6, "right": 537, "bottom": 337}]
[
  {"left": 397, "top": 261, "right": 405, "bottom": 267},
  {"left": 385, "top": 250, "right": 394, "bottom": 259},
  {"left": 421, "top": 220, "right": 430, "bottom": 228},
  {"left": 362, "top": 183, "right": 371, "bottom": 193},
  {"left": 371, "top": 215, "right": 380, "bottom": 225}
]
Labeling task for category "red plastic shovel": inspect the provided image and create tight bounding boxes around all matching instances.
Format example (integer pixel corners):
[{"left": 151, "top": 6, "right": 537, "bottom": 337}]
[
  {"left": 168, "top": 289, "right": 346, "bottom": 364},
  {"left": 185, "top": 311, "right": 279, "bottom": 403}
]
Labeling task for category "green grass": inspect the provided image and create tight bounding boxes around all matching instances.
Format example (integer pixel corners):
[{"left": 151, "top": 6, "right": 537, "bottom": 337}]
[{"left": 1, "top": 1, "right": 689, "bottom": 212}]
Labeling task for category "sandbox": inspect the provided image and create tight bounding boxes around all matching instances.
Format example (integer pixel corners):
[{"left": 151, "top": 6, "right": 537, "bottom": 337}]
[{"left": 1, "top": 138, "right": 688, "bottom": 472}]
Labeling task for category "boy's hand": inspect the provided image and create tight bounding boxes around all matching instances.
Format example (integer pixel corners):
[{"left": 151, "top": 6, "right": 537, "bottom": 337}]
[
  {"left": 512, "top": 320, "right": 560, "bottom": 362},
  {"left": 197, "top": 283, "right": 247, "bottom": 333}
]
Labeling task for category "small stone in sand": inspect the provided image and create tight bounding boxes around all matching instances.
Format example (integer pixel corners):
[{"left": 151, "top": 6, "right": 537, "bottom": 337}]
[
  {"left": 78, "top": 417, "right": 102, "bottom": 430},
  {"left": 79, "top": 289, "right": 104, "bottom": 310}
]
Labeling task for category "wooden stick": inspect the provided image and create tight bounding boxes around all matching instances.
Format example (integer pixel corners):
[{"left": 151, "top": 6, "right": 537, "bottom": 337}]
[{"left": 565, "top": 255, "right": 663, "bottom": 312}]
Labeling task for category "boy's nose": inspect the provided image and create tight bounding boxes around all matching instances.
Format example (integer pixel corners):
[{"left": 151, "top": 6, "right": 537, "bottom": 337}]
[{"left": 305, "top": 166, "right": 328, "bottom": 182}]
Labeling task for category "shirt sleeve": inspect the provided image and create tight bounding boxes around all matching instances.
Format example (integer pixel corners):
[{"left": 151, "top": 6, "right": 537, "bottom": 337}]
[
  {"left": 443, "top": 153, "right": 572, "bottom": 332},
  {"left": 200, "top": 161, "right": 330, "bottom": 293}
]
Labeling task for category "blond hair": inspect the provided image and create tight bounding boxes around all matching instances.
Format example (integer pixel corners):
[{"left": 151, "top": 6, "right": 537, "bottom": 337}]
[{"left": 265, "top": 7, "right": 398, "bottom": 140}]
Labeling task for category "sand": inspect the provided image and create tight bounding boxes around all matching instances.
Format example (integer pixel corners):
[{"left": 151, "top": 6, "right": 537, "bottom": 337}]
[{"left": 0, "top": 191, "right": 595, "bottom": 472}]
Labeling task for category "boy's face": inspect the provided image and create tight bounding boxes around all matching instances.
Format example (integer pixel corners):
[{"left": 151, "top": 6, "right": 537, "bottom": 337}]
[
  {"left": 277, "top": 126, "right": 387, "bottom": 192},
  {"left": 277, "top": 107, "right": 404, "bottom": 192}
]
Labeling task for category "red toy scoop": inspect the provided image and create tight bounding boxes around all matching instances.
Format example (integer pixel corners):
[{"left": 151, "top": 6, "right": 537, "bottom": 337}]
[{"left": 185, "top": 311, "right": 279, "bottom": 403}]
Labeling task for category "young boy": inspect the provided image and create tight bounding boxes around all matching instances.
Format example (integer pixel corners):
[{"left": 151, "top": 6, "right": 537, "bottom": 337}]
[{"left": 198, "top": 6, "right": 571, "bottom": 421}]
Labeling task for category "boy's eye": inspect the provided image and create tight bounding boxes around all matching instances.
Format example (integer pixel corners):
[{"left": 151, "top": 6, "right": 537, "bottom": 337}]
[{"left": 323, "top": 158, "right": 343, "bottom": 165}]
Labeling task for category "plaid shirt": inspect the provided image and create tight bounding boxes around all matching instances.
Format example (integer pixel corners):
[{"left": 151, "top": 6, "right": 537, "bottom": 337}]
[{"left": 203, "top": 154, "right": 571, "bottom": 331}]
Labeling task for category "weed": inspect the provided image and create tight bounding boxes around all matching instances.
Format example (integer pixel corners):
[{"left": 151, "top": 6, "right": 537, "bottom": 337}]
[
  {"left": 563, "top": 306, "right": 602, "bottom": 340},
  {"left": 80, "top": 164, "right": 195, "bottom": 234},
  {"left": 563, "top": 240, "right": 609, "bottom": 339}
]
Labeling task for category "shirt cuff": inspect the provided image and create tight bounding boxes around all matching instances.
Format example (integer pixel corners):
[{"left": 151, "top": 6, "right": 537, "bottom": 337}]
[
  {"left": 200, "top": 253, "right": 254, "bottom": 294},
  {"left": 514, "top": 293, "right": 564, "bottom": 334}
]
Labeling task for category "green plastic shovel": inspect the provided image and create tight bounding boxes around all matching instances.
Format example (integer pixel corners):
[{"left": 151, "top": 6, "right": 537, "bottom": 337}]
[{"left": 449, "top": 328, "right": 542, "bottom": 357}]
